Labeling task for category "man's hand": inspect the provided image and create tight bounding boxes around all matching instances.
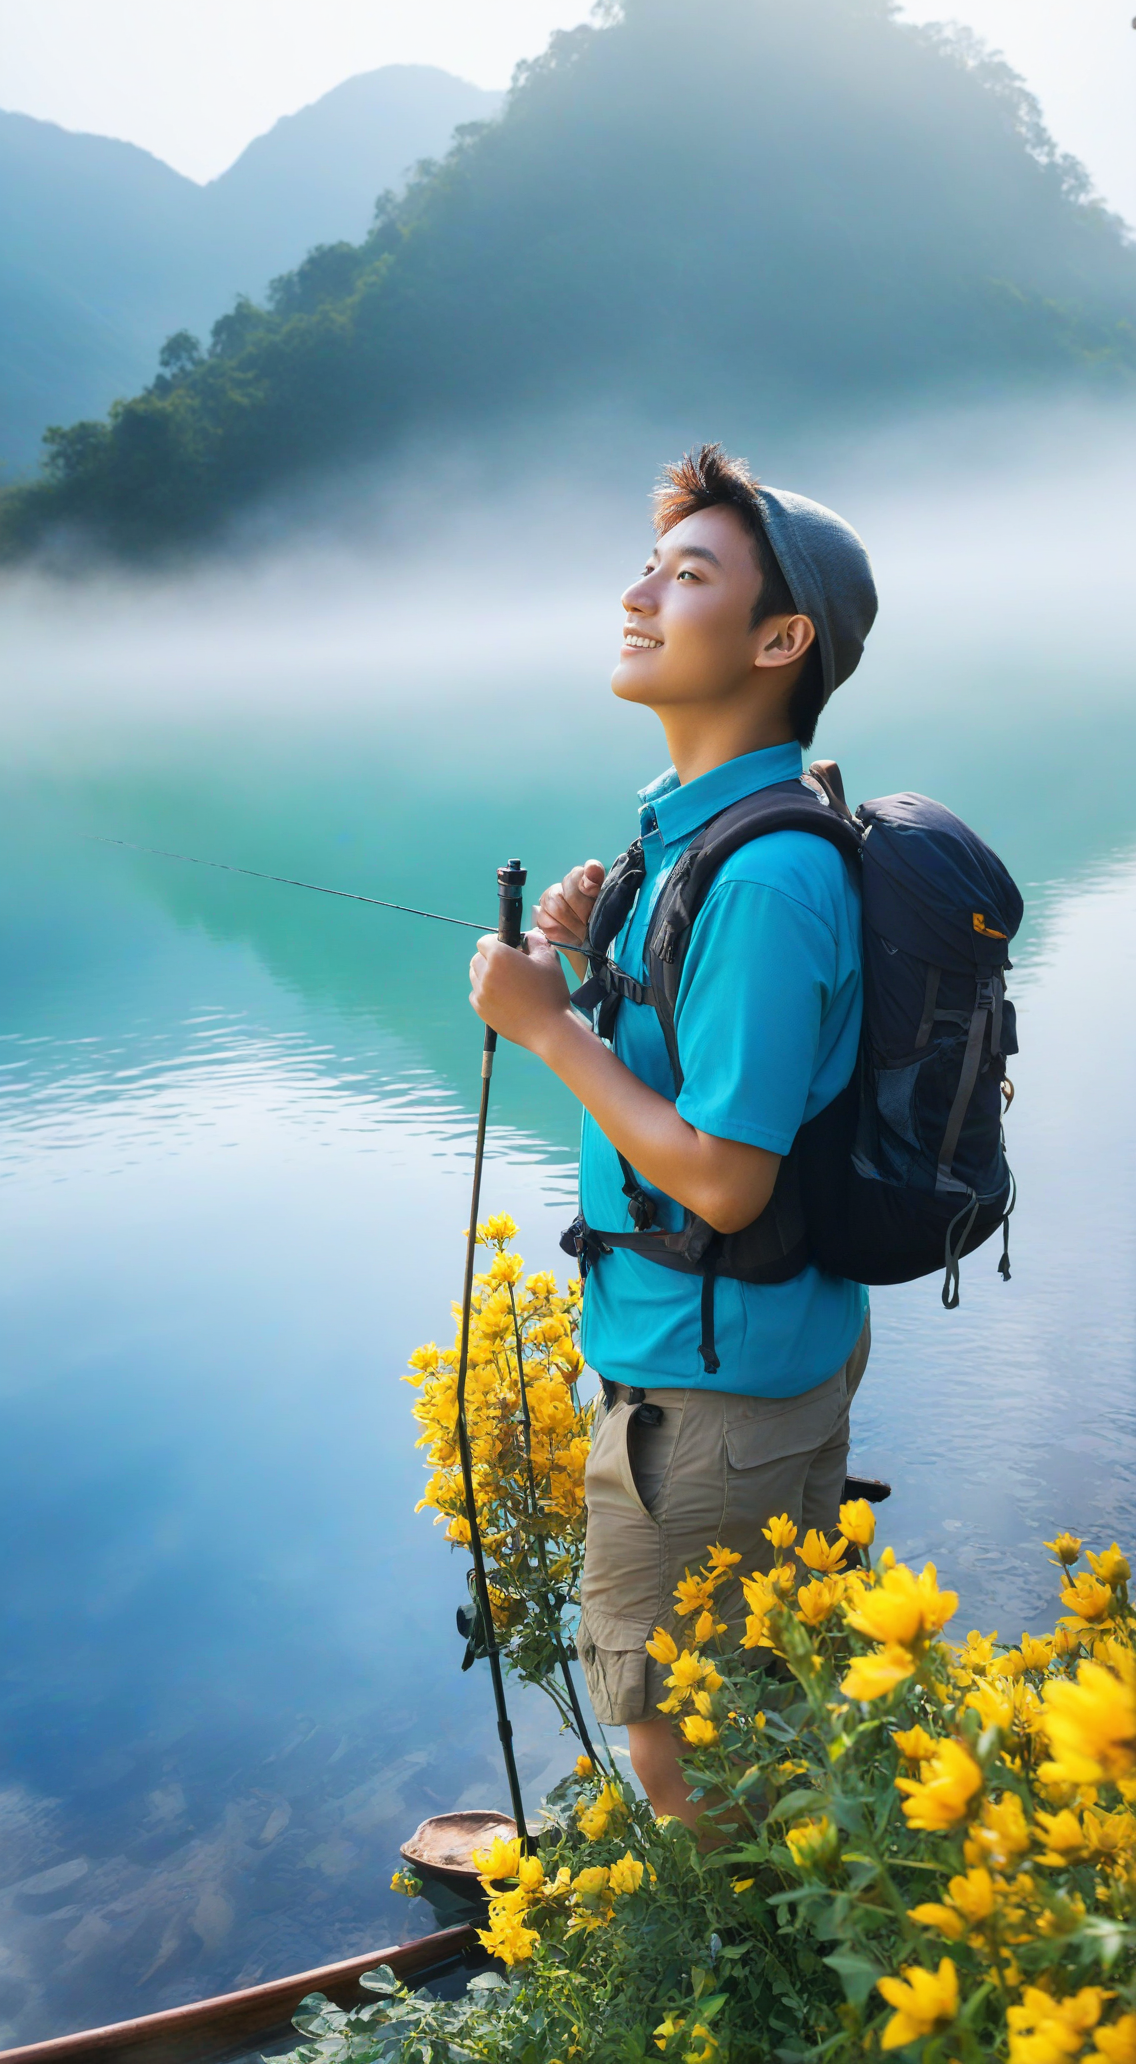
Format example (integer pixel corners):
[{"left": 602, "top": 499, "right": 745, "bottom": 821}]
[
  {"left": 470, "top": 927, "right": 779, "bottom": 1233},
  {"left": 470, "top": 929, "right": 573, "bottom": 1052},
  {"left": 534, "top": 860, "right": 606, "bottom": 979}
]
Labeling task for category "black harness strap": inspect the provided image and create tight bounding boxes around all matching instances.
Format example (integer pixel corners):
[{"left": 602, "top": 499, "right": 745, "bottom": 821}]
[{"left": 564, "top": 771, "right": 864, "bottom": 1335}]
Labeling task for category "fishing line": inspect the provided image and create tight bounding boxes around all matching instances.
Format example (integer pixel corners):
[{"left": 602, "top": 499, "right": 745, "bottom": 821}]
[
  {"left": 86, "top": 836, "right": 492, "bottom": 932},
  {"left": 89, "top": 834, "right": 599, "bottom": 955},
  {"left": 91, "top": 834, "right": 602, "bottom": 956}
]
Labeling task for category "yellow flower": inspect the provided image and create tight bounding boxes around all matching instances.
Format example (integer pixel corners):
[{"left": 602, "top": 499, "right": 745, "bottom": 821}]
[
  {"left": 964, "top": 1792, "right": 1031, "bottom": 1870},
  {"left": 681, "top": 1714, "right": 720, "bottom": 1748},
  {"left": 608, "top": 1852, "right": 645, "bottom": 1895},
  {"left": 910, "top": 1866, "right": 994, "bottom": 1940},
  {"left": 674, "top": 1574, "right": 717, "bottom": 1618},
  {"left": 731, "top": 1876, "right": 756, "bottom": 1892},
  {"left": 1045, "top": 1532, "right": 1083, "bottom": 1567},
  {"left": 1087, "top": 1546, "right": 1132, "bottom": 1588},
  {"left": 682, "top": 2024, "right": 719, "bottom": 2064},
  {"left": 646, "top": 1626, "right": 679, "bottom": 1665},
  {"left": 796, "top": 1576, "right": 844, "bottom": 1626},
  {"left": 471, "top": 1834, "right": 524, "bottom": 1883},
  {"left": 762, "top": 1514, "right": 798, "bottom": 1551},
  {"left": 1019, "top": 1632, "right": 1057, "bottom": 1671},
  {"left": 1034, "top": 1807, "right": 1088, "bottom": 1866},
  {"left": 477, "top": 1903, "right": 540, "bottom": 1965},
  {"left": 576, "top": 1781, "right": 628, "bottom": 1841},
  {"left": 571, "top": 1864, "right": 611, "bottom": 1897},
  {"left": 477, "top": 1213, "right": 518, "bottom": 1246},
  {"left": 1060, "top": 1571, "right": 1115, "bottom": 1630},
  {"left": 846, "top": 1561, "right": 958, "bottom": 1648},
  {"left": 841, "top": 1644, "right": 917, "bottom": 1702},
  {"left": 517, "top": 1854, "right": 546, "bottom": 1892},
  {"left": 1040, "top": 1653, "right": 1136, "bottom": 1787},
  {"left": 693, "top": 1607, "right": 727, "bottom": 1644},
  {"left": 964, "top": 1676, "right": 1015, "bottom": 1733},
  {"left": 706, "top": 1542, "right": 742, "bottom": 1573},
  {"left": 1082, "top": 1804, "right": 1136, "bottom": 1865},
  {"left": 654, "top": 2015, "right": 685, "bottom": 2051},
  {"left": 1006, "top": 1985, "right": 1105, "bottom": 2063},
  {"left": 896, "top": 1738, "right": 983, "bottom": 1831},
  {"left": 390, "top": 1869, "right": 417, "bottom": 1895},
  {"left": 877, "top": 1958, "right": 959, "bottom": 2051},
  {"left": 907, "top": 1899, "right": 965, "bottom": 1940},
  {"left": 575, "top": 1754, "right": 594, "bottom": 1778},
  {"left": 741, "top": 1609, "right": 776, "bottom": 1651},
  {"left": 1089, "top": 2014, "right": 1136, "bottom": 2064},
  {"left": 797, "top": 1528, "right": 849, "bottom": 1574},
  {"left": 487, "top": 1250, "right": 525, "bottom": 1285},
  {"left": 785, "top": 1814, "right": 838, "bottom": 1872},
  {"left": 838, "top": 1498, "right": 876, "bottom": 1547},
  {"left": 658, "top": 1650, "right": 723, "bottom": 1713},
  {"left": 891, "top": 1724, "right": 938, "bottom": 1763}
]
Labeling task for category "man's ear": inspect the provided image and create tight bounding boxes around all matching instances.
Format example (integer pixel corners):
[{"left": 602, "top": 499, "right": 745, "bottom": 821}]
[{"left": 753, "top": 613, "right": 816, "bottom": 669}]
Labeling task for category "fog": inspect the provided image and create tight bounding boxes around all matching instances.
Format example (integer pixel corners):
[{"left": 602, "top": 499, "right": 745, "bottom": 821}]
[{"left": 3, "top": 391, "right": 1133, "bottom": 750}]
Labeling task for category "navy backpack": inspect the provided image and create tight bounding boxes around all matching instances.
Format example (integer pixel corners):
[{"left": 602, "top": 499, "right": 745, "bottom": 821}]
[{"left": 562, "top": 760, "right": 1021, "bottom": 1371}]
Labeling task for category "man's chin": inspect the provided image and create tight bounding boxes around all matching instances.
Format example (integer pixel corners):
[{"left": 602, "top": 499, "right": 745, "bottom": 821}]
[{"left": 611, "top": 663, "right": 660, "bottom": 706}]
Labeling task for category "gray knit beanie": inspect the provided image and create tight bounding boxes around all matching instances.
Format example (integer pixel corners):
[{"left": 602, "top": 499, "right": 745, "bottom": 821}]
[{"left": 754, "top": 486, "right": 878, "bottom": 709}]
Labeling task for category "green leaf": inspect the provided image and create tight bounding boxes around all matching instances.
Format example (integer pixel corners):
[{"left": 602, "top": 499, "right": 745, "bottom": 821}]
[
  {"left": 767, "top": 1788, "right": 828, "bottom": 1824},
  {"left": 359, "top": 1963, "right": 400, "bottom": 1995},
  {"left": 822, "top": 1949, "right": 884, "bottom": 2007},
  {"left": 467, "top": 1970, "right": 508, "bottom": 1990},
  {"left": 694, "top": 1993, "right": 729, "bottom": 2022}
]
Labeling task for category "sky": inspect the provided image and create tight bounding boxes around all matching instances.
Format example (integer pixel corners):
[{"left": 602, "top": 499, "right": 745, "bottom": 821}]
[{"left": 0, "top": 0, "right": 1133, "bottom": 225}]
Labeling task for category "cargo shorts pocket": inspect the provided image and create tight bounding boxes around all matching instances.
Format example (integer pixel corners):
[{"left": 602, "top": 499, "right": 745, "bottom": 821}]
[
  {"left": 584, "top": 1400, "right": 656, "bottom": 1524},
  {"left": 721, "top": 1375, "right": 847, "bottom": 1536},
  {"left": 580, "top": 1401, "right": 678, "bottom": 1651}
]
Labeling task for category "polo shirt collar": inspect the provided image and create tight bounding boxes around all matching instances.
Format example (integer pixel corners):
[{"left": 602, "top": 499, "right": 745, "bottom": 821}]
[{"left": 638, "top": 740, "right": 804, "bottom": 845}]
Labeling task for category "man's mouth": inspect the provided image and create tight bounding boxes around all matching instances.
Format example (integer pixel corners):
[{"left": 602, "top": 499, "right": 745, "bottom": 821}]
[{"left": 623, "top": 632, "right": 662, "bottom": 649}]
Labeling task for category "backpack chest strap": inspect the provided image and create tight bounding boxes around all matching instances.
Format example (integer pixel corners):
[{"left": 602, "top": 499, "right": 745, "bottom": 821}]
[{"left": 571, "top": 961, "right": 652, "bottom": 1016}]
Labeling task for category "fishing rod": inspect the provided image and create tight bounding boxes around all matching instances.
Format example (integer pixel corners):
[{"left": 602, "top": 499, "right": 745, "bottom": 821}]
[
  {"left": 454, "top": 859, "right": 532, "bottom": 1847},
  {"left": 96, "top": 828, "right": 600, "bottom": 1795}
]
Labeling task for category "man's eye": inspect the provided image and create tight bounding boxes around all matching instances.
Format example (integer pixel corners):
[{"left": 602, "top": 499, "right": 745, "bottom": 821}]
[{"left": 677, "top": 568, "right": 698, "bottom": 581}]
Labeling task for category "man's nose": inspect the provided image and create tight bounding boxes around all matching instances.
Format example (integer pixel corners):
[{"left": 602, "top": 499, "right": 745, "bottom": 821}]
[{"left": 621, "top": 575, "right": 655, "bottom": 614}]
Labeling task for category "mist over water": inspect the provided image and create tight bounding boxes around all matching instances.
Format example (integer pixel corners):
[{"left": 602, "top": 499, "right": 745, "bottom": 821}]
[{"left": 1, "top": 393, "right": 1135, "bottom": 2037}]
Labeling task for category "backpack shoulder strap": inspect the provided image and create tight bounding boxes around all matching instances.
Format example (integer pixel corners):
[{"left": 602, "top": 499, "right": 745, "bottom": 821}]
[{"left": 646, "top": 769, "right": 863, "bottom": 1091}]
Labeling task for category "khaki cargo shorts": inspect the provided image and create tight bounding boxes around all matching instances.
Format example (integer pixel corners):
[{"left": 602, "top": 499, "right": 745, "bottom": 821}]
[{"left": 576, "top": 1318, "right": 870, "bottom": 1727}]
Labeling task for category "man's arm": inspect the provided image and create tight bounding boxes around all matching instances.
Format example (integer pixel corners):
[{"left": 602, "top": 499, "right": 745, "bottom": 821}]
[{"left": 469, "top": 931, "right": 780, "bottom": 1235}]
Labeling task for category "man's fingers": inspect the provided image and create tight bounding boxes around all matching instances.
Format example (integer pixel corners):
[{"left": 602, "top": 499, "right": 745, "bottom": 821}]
[{"left": 535, "top": 889, "right": 584, "bottom": 945}]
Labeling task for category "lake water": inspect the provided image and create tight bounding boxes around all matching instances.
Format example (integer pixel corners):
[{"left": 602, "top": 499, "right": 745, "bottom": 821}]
[{"left": 1, "top": 399, "right": 1134, "bottom": 2040}]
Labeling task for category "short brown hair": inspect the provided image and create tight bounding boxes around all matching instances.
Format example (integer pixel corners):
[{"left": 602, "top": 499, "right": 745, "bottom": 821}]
[{"left": 653, "top": 443, "right": 825, "bottom": 748}]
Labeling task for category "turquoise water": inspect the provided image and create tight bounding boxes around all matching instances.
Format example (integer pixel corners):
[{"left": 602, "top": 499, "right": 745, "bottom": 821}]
[{"left": 1, "top": 406, "right": 1135, "bottom": 2037}]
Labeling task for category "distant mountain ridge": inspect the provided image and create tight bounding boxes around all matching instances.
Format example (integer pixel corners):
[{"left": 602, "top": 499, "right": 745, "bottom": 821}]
[
  {"left": 4, "top": 0, "right": 1135, "bottom": 558},
  {"left": 0, "top": 67, "right": 502, "bottom": 469}
]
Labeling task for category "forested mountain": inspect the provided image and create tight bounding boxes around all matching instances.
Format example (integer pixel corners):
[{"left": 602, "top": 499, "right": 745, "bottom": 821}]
[
  {"left": 5, "top": 0, "right": 1135, "bottom": 557},
  {"left": 0, "top": 69, "right": 500, "bottom": 469}
]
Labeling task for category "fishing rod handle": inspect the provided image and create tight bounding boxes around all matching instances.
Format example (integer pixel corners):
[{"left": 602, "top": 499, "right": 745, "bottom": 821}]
[
  {"left": 497, "top": 858, "right": 527, "bottom": 948},
  {"left": 483, "top": 858, "right": 527, "bottom": 1066}
]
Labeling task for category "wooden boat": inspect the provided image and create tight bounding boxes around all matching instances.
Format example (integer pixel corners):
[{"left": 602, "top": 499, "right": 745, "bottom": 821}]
[{"left": 0, "top": 1923, "right": 481, "bottom": 2064}]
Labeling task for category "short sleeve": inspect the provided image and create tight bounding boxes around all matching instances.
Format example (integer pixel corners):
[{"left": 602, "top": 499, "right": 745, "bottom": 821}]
[{"left": 672, "top": 878, "right": 837, "bottom": 1155}]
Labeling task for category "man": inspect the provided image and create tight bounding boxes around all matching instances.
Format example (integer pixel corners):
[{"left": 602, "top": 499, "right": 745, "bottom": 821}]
[{"left": 468, "top": 443, "right": 877, "bottom": 1827}]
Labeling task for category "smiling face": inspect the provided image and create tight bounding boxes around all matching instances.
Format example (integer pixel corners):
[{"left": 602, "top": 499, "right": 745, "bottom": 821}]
[{"left": 612, "top": 504, "right": 814, "bottom": 732}]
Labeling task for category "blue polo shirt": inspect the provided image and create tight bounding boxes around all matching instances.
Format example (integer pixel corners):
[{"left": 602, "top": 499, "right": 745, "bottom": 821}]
[{"left": 578, "top": 740, "right": 868, "bottom": 1397}]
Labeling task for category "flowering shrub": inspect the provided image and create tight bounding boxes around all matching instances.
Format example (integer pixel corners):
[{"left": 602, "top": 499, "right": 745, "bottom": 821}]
[
  {"left": 283, "top": 1224, "right": 1136, "bottom": 2062},
  {"left": 403, "top": 1215, "right": 593, "bottom": 1724}
]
